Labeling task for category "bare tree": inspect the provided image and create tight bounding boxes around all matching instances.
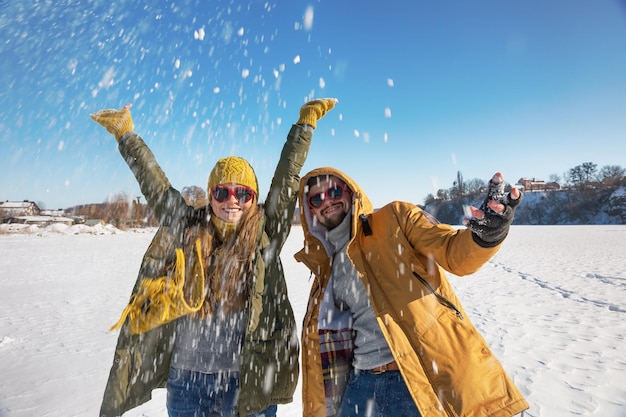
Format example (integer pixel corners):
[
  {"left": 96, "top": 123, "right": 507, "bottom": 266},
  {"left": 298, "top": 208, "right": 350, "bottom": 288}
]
[
  {"left": 107, "top": 192, "right": 131, "bottom": 228},
  {"left": 581, "top": 162, "right": 597, "bottom": 183},
  {"left": 598, "top": 165, "right": 625, "bottom": 186},
  {"left": 436, "top": 188, "right": 450, "bottom": 201},
  {"left": 549, "top": 173, "right": 561, "bottom": 185},
  {"left": 464, "top": 178, "right": 486, "bottom": 195},
  {"left": 456, "top": 171, "right": 464, "bottom": 196},
  {"left": 568, "top": 165, "right": 586, "bottom": 190},
  {"left": 181, "top": 185, "right": 208, "bottom": 208}
]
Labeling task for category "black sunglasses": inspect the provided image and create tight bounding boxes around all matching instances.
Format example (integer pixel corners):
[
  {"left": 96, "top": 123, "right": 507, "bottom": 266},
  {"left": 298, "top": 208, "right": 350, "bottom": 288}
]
[
  {"left": 307, "top": 184, "right": 348, "bottom": 209},
  {"left": 211, "top": 186, "right": 255, "bottom": 203}
]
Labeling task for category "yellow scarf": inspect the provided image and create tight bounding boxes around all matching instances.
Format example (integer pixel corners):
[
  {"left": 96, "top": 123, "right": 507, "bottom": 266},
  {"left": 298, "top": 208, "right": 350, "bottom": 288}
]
[
  {"left": 110, "top": 239, "right": 205, "bottom": 334},
  {"left": 210, "top": 214, "right": 238, "bottom": 242}
]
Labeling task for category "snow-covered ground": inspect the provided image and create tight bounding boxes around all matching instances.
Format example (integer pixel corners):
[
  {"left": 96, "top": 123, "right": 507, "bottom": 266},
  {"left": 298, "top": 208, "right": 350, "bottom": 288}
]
[{"left": 1, "top": 223, "right": 625, "bottom": 417}]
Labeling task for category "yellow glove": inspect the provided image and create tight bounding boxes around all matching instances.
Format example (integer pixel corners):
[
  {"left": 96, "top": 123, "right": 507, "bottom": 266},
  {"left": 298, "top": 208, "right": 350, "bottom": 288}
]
[
  {"left": 297, "top": 98, "right": 338, "bottom": 129},
  {"left": 90, "top": 103, "right": 134, "bottom": 141}
]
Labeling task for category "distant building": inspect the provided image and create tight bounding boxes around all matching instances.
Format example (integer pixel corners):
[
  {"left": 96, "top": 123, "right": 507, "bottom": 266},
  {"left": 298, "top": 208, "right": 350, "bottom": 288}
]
[
  {"left": 8, "top": 215, "right": 74, "bottom": 226},
  {"left": 1, "top": 200, "right": 75, "bottom": 226},
  {"left": 0, "top": 200, "right": 41, "bottom": 218},
  {"left": 517, "top": 178, "right": 560, "bottom": 192},
  {"left": 40, "top": 209, "right": 66, "bottom": 217}
]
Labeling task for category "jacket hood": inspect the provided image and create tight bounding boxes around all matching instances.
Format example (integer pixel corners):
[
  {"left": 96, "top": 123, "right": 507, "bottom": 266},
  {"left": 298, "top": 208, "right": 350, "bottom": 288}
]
[{"left": 297, "top": 167, "right": 374, "bottom": 257}]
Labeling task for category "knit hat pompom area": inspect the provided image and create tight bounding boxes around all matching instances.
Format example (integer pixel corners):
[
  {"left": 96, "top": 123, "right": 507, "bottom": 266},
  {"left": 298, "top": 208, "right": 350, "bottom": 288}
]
[{"left": 207, "top": 156, "right": 259, "bottom": 200}]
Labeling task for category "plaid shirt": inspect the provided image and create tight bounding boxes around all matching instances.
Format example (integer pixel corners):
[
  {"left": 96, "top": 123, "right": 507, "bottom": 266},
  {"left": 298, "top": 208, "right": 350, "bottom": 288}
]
[{"left": 319, "top": 328, "right": 354, "bottom": 417}]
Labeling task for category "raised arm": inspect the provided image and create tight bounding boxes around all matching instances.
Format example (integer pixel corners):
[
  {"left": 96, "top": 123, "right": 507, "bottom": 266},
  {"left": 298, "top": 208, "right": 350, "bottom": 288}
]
[
  {"left": 90, "top": 106, "right": 189, "bottom": 225},
  {"left": 403, "top": 172, "right": 523, "bottom": 275},
  {"left": 263, "top": 98, "right": 337, "bottom": 251}
]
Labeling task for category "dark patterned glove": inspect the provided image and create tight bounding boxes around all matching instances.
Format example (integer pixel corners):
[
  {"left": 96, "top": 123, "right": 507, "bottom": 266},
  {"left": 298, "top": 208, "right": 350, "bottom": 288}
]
[{"left": 466, "top": 173, "right": 523, "bottom": 247}]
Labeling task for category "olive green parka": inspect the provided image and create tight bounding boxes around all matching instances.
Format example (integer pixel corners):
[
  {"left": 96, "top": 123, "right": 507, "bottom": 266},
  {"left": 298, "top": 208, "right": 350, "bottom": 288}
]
[
  {"left": 100, "top": 124, "right": 311, "bottom": 417},
  {"left": 295, "top": 167, "right": 529, "bottom": 417}
]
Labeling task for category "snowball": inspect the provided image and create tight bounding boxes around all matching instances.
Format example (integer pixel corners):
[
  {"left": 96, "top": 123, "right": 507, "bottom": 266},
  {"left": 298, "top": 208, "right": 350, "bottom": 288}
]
[
  {"left": 194, "top": 27, "right": 205, "bottom": 41},
  {"left": 303, "top": 6, "right": 314, "bottom": 31}
]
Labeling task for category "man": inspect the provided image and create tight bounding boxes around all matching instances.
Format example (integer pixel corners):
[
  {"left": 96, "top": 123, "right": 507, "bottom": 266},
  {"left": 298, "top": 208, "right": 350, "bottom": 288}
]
[{"left": 295, "top": 167, "right": 529, "bottom": 417}]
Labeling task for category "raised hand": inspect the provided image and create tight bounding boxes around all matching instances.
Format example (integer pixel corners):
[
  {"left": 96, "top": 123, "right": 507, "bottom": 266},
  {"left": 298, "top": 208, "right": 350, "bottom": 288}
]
[
  {"left": 297, "top": 98, "right": 338, "bottom": 129},
  {"left": 90, "top": 103, "right": 134, "bottom": 141},
  {"left": 465, "top": 172, "right": 523, "bottom": 247}
]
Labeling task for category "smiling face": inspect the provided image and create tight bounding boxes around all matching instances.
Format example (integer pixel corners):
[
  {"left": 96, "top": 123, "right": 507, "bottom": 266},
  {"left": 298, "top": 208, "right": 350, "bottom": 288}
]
[
  {"left": 306, "top": 175, "right": 352, "bottom": 230},
  {"left": 209, "top": 183, "right": 255, "bottom": 223}
]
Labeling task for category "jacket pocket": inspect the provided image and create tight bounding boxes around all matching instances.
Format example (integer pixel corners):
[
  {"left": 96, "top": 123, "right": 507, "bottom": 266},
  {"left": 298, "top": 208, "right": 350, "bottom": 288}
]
[
  {"left": 418, "top": 308, "right": 507, "bottom": 416},
  {"left": 412, "top": 271, "right": 463, "bottom": 320}
]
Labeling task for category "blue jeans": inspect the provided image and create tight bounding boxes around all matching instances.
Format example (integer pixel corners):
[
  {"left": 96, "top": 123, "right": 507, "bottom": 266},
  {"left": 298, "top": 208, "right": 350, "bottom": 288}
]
[
  {"left": 336, "top": 369, "right": 422, "bottom": 417},
  {"left": 166, "top": 367, "right": 277, "bottom": 417}
]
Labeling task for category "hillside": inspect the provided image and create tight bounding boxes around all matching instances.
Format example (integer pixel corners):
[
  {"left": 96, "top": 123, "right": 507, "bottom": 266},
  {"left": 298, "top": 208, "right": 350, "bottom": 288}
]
[{"left": 423, "top": 186, "right": 626, "bottom": 225}]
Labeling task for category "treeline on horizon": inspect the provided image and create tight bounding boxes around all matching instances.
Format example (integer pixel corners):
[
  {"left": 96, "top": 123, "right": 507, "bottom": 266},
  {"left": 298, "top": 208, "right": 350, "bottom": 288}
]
[
  {"left": 65, "top": 162, "right": 624, "bottom": 229},
  {"left": 68, "top": 186, "right": 207, "bottom": 229},
  {"left": 422, "top": 162, "right": 625, "bottom": 205}
]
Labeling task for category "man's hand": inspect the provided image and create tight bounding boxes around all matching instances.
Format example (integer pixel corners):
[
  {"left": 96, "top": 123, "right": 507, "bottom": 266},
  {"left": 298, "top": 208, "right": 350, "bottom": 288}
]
[
  {"left": 297, "top": 98, "right": 338, "bottom": 129},
  {"left": 465, "top": 172, "right": 523, "bottom": 247}
]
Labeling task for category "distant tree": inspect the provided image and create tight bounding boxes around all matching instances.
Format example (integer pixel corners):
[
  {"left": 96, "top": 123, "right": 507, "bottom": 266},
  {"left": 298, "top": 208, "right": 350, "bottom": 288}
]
[
  {"left": 131, "top": 196, "right": 143, "bottom": 227},
  {"left": 107, "top": 192, "right": 131, "bottom": 228},
  {"left": 448, "top": 171, "right": 465, "bottom": 199},
  {"left": 598, "top": 165, "right": 625, "bottom": 185},
  {"left": 548, "top": 174, "right": 561, "bottom": 185},
  {"left": 581, "top": 162, "right": 597, "bottom": 183},
  {"left": 424, "top": 193, "right": 436, "bottom": 205},
  {"left": 85, "top": 203, "right": 106, "bottom": 220},
  {"left": 561, "top": 170, "right": 572, "bottom": 189},
  {"left": 436, "top": 188, "right": 450, "bottom": 201},
  {"left": 568, "top": 165, "right": 586, "bottom": 190},
  {"left": 182, "top": 185, "right": 208, "bottom": 208},
  {"left": 449, "top": 185, "right": 461, "bottom": 199},
  {"left": 464, "top": 178, "right": 486, "bottom": 195},
  {"left": 456, "top": 171, "right": 464, "bottom": 196}
]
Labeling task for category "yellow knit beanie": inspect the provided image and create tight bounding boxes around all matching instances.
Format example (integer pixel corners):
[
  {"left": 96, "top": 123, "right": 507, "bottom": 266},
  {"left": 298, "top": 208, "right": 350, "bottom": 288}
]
[{"left": 207, "top": 156, "right": 259, "bottom": 199}]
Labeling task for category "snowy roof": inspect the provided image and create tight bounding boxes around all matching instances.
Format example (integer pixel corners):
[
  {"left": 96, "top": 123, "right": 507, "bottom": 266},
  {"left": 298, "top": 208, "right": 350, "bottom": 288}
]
[
  {"left": 8, "top": 215, "right": 74, "bottom": 225},
  {"left": 0, "top": 201, "right": 38, "bottom": 209}
]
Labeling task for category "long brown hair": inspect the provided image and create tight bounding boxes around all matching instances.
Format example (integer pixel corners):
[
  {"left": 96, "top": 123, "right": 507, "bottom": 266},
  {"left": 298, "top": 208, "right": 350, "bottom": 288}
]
[{"left": 184, "top": 204, "right": 263, "bottom": 318}]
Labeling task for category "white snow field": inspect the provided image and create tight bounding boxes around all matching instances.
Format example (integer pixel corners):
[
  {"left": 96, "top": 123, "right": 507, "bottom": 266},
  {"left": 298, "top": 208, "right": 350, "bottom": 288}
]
[{"left": 0, "top": 224, "right": 625, "bottom": 417}]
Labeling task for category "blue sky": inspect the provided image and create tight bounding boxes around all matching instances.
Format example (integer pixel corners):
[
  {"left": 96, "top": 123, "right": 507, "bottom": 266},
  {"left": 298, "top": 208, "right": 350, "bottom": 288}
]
[{"left": 2, "top": 0, "right": 626, "bottom": 210}]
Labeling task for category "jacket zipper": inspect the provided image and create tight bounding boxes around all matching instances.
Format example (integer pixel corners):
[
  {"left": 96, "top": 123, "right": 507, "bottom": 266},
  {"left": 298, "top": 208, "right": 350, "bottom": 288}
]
[{"left": 412, "top": 271, "right": 464, "bottom": 320}]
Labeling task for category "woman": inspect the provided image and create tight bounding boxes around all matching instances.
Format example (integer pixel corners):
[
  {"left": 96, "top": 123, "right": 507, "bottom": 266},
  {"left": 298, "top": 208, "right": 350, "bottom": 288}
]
[{"left": 91, "top": 98, "right": 337, "bottom": 417}]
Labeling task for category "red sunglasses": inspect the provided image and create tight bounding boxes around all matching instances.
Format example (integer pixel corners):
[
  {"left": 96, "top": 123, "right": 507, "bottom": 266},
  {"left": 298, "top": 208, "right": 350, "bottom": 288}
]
[
  {"left": 211, "top": 186, "right": 255, "bottom": 203},
  {"left": 307, "top": 183, "right": 348, "bottom": 209}
]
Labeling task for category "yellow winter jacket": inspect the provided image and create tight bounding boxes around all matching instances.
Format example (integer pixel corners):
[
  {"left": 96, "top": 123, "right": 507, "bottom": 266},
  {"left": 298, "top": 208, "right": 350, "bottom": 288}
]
[{"left": 294, "top": 167, "right": 529, "bottom": 417}]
